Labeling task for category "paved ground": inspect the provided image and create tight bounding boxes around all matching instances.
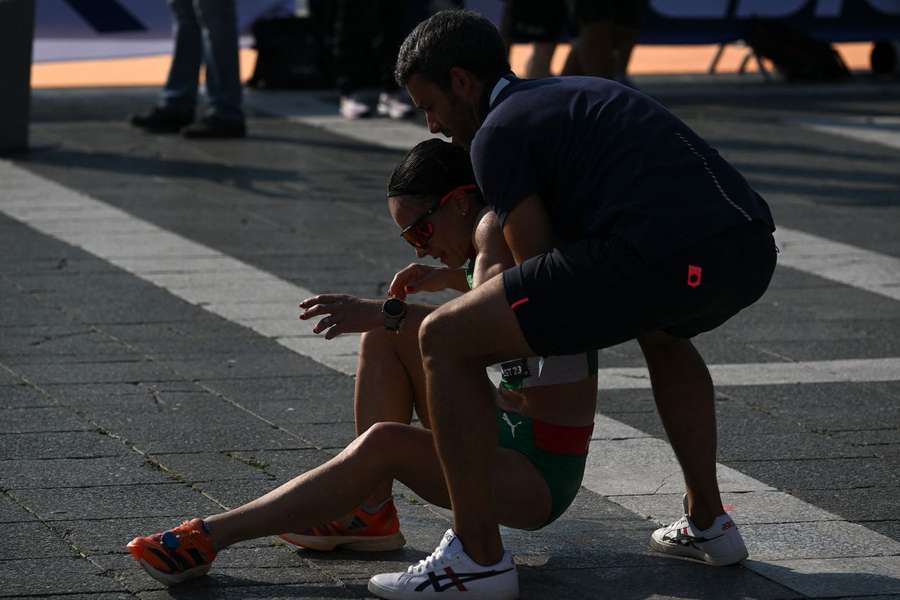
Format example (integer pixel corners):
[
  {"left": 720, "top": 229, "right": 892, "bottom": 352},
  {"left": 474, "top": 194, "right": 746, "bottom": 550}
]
[{"left": 1, "top": 74, "right": 900, "bottom": 599}]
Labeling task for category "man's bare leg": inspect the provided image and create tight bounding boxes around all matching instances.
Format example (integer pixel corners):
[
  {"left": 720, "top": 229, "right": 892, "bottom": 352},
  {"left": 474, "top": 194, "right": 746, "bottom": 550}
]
[
  {"left": 419, "top": 276, "right": 535, "bottom": 565},
  {"left": 638, "top": 331, "right": 724, "bottom": 529}
]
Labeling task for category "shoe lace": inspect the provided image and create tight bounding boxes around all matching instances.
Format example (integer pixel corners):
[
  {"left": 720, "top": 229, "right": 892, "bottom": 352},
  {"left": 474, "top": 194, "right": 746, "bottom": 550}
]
[
  {"left": 664, "top": 515, "right": 692, "bottom": 537},
  {"left": 407, "top": 546, "right": 447, "bottom": 575}
]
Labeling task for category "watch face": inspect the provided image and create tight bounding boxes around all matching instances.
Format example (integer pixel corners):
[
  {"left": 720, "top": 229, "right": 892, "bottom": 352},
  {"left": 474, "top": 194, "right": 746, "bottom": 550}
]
[{"left": 383, "top": 298, "right": 405, "bottom": 317}]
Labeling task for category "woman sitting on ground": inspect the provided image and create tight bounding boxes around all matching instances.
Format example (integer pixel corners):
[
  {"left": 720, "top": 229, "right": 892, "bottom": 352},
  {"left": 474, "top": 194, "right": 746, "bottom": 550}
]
[{"left": 125, "top": 139, "right": 599, "bottom": 595}]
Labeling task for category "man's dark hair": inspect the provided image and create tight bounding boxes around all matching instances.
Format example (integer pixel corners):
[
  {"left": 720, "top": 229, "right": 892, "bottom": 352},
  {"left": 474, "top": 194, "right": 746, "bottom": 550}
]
[
  {"left": 395, "top": 10, "right": 510, "bottom": 89},
  {"left": 388, "top": 139, "right": 476, "bottom": 203}
]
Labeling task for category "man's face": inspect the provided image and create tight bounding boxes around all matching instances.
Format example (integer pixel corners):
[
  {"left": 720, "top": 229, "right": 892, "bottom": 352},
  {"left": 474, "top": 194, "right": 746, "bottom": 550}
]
[{"left": 405, "top": 71, "right": 481, "bottom": 148}]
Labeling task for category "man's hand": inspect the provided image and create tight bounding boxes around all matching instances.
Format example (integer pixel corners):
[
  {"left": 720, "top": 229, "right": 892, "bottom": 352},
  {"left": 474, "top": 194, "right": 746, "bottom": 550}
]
[
  {"left": 388, "top": 263, "right": 468, "bottom": 299},
  {"left": 298, "top": 294, "right": 382, "bottom": 339}
]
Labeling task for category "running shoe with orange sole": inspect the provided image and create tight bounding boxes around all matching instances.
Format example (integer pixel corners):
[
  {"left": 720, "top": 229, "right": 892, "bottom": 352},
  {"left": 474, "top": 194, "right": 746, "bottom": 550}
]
[
  {"left": 280, "top": 499, "right": 405, "bottom": 551},
  {"left": 127, "top": 518, "right": 217, "bottom": 585}
]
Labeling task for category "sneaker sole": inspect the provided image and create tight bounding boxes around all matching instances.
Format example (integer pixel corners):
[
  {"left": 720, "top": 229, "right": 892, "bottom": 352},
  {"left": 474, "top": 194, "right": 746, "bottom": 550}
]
[
  {"left": 134, "top": 557, "right": 211, "bottom": 586},
  {"left": 648, "top": 535, "right": 748, "bottom": 566},
  {"left": 279, "top": 531, "right": 405, "bottom": 552},
  {"left": 368, "top": 577, "right": 519, "bottom": 600}
]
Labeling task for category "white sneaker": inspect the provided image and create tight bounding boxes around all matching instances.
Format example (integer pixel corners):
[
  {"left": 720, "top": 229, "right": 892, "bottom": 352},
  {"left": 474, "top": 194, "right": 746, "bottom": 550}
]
[
  {"left": 649, "top": 494, "right": 749, "bottom": 566},
  {"left": 340, "top": 95, "right": 371, "bottom": 119},
  {"left": 368, "top": 529, "right": 518, "bottom": 599},
  {"left": 376, "top": 91, "right": 415, "bottom": 120}
]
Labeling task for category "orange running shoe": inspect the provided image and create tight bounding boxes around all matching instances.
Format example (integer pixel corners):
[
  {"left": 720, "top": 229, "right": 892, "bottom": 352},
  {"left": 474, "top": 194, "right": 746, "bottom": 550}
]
[
  {"left": 280, "top": 499, "right": 405, "bottom": 551},
  {"left": 126, "top": 518, "right": 217, "bottom": 585}
]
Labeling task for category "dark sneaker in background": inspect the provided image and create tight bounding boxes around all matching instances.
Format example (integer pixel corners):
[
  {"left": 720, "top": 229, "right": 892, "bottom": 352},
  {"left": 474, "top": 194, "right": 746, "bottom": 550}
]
[
  {"left": 130, "top": 106, "right": 194, "bottom": 133},
  {"left": 181, "top": 115, "right": 247, "bottom": 139}
]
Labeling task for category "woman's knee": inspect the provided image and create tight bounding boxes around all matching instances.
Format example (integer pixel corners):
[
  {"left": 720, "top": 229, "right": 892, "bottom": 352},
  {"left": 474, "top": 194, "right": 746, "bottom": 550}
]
[{"left": 356, "top": 422, "right": 418, "bottom": 461}]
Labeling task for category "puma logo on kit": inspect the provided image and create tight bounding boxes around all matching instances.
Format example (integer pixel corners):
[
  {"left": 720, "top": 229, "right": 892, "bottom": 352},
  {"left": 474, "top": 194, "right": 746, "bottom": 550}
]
[{"left": 502, "top": 413, "right": 523, "bottom": 438}]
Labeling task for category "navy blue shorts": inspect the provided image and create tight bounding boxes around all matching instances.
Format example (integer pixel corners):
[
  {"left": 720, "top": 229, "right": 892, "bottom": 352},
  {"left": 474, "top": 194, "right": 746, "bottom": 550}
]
[{"left": 502, "top": 221, "right": 777, "bottom": 357}]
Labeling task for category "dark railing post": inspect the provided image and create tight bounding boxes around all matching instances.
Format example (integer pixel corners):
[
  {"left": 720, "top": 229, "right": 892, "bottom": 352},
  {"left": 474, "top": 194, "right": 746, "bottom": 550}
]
[{"left": 0, "top": 0, "right": 36, "bottom": 154}]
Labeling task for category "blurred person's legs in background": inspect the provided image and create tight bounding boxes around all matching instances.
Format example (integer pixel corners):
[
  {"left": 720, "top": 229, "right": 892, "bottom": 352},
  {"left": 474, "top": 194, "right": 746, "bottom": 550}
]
[
  {"left": 504, "top": 0, "right": 566, "bottom": 78},
  {"left": 132, "top": 0, "right": 245, "bottom": 137},
  {"left": 562, "top": 0, "right": 647, "bottom": 83},
  {"left": 334, "top": 0, "right": 417, "bottom": 120},
  {"left": 334, "top": 0, "right": 377, "bottom": 119},
  {"left": 375, "top": 0, "right": 415, "bottom": 119},
  {"left": 131, "top": 0, "right": 201, "bottom": 132},
  {"left": 181, "top": 0, "right": 246, "bottom": 138}
]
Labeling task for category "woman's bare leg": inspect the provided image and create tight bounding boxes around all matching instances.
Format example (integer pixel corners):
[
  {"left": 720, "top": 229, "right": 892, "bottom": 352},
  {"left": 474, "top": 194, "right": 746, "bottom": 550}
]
[
  {"left": 202, "top": 422, "right": 551, "bottom": 550},
  {"left": 355, "top": 318, "right": 429, "bottom": 507}
]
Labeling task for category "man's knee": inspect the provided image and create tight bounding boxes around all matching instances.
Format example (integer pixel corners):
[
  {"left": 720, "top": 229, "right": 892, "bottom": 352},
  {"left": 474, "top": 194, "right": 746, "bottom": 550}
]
[{"left": 419, "top": 310, "right": 468, "bottom": 363}]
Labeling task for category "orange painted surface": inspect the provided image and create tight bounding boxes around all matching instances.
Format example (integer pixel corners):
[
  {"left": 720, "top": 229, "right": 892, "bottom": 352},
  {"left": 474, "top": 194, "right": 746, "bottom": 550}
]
[{"left": 30, "top": 43, "right": 872, "bottom": 89}]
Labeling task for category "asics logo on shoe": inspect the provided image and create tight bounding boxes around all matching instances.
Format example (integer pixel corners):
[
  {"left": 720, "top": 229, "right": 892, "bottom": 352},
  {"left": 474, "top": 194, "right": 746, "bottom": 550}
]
[
  {"left": 501, "top": 413, "right": 522, "bottom": 438},
  {"left": 664, "top": 528, "right": 726, "bottom": 546},
  {"left": 415, "top": 566, "right": 516, "bottom": 593}
]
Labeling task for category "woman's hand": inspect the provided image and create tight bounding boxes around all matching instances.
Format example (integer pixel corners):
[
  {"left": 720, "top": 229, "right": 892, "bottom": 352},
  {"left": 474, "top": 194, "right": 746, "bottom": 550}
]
[
  {"left": 298, "top": 294, "right": 382, "bottom": 339},
  {"left": 388, "top": 263, "right": 464, "bottom": 299}
]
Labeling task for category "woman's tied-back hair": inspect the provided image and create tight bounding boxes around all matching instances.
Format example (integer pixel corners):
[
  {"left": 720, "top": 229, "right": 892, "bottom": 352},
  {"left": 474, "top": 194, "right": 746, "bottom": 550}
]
[
  {"left": 388, "top": 139, "right": 476, "bottom": 204},
  {"left": 394, "top": 10, "right": 510, "bottom": 90}
]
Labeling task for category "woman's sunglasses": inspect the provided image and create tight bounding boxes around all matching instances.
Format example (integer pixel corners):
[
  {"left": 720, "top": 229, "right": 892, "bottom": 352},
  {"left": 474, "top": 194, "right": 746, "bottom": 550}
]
[{"left": 399, "top": 184, "right": 477, "bottom": 249}]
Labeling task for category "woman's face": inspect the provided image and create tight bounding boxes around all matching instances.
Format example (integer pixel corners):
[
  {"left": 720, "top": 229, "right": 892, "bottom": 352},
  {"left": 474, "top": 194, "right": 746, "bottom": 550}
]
[{"left": 388, "top": 191, "right": 475, "bottom": 269}]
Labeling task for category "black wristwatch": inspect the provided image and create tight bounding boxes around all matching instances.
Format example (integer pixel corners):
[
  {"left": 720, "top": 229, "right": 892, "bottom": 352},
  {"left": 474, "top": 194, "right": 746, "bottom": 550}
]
[{"left": 382, "top": 297, "right": 407, "bottom": 332}]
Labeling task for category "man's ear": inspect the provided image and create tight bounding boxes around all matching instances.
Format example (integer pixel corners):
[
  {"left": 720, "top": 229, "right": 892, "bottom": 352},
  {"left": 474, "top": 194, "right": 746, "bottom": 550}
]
[{"left": 449, "top": 67, "right": 481, "bottom": 102}]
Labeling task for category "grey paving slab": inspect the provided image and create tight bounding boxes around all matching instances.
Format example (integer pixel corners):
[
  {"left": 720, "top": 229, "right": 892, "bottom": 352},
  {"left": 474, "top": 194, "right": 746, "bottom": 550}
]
[
  {"left": 10, "top": 360, "right": 185, "bottom": 385},
  {"left": 30, "top": 595, "right": 134, "bottom": 600},
  {"left": 723, "top": 382, "right": 900, "bottom": 433},
  {"left": 0, "top": 492, "right": 37, "bottom": 523},
  {"left": 148, "top": 451, "right": 279, "bottom": 483},
  {"left": 223, "top": 449, "right": 332, "bottom": 481},
  {"left": 795, "top": 488, "right": 900, "bottom": 522},
  {"left": 135, "top": 583, "right": 359, "bottom": 600},
  {"left": 0, "top": 557, "right": 126, "bottom": 597},
  {"left": 868, "top": 521, "right": 900, "bottom": 543},
  {"left": 108, "top": 546, "right": 331, "bottom": 592},
  {"left": 87, "top": 399, "right": 305, "bottom": 454},
  {"left": 287, "top": 422, "right": 358, "bottom": 450},
  {"left": 617, "top": 490, "right": 838, "bottom": 526},
  {"left": 0, "top": 406, "right": 93, "bottom": 433},
  {"left": 0, "top": 383, "right": 54, "bottom": 408},
  {"left": 750, "top": 338, "right": 900, "bottom": 362},
  {"left": 8, "top": 482, "right": 223, "bottom": 521},
  {"left": 743, "top": 521, "right": 900, "bottom": 560},
  {"left": 747, "top": 557, "right": 900, "bottom": 598},
  {"left": 717, "top": 431, "right": 875, "bottom": 461},
  {"left": 726, "top": 457, "right": 900, "bottom": 492},
  {"left": 0, "top": 430, "right": 128, "bottom": 460},
  {"left": 200, "top": 375, "right": 355, "bottom": 405},
  {"left": 158, "top": 354, "right": 336, "bottom": 380},
  {"left": 2, "top": 521, "right": 79, "bottom": 559},
  {"left": 42, "top": 381, "right": 210, "bottom": 414},
  {"left": 0, "top": 455, "right": 173, "bottom": 490},
  {"left": 190, "top": 478, "right": 283, "bottom": 512},
  {"left": 525, "top": 562, "right": 800, "bottom": 600}
]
